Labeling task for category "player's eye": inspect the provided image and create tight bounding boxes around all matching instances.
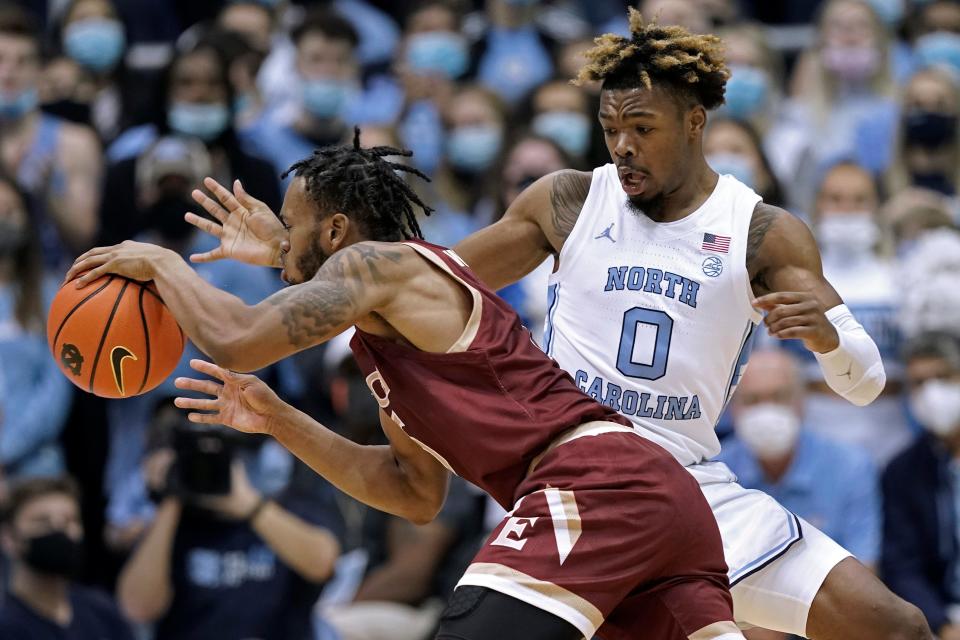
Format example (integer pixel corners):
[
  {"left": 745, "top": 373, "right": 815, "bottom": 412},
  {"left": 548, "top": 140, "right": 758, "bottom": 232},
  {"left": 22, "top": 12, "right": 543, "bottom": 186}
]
[
  {"left": 636, "top": 127, "right": 652, "bottom": 135},
  {"left": 602, "top": 128, "right": 616, "bottom": 136}
]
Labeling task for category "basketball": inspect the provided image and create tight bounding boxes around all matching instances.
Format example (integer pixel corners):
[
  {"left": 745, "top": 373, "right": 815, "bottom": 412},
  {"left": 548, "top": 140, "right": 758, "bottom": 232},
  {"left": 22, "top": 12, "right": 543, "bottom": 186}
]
[{"left": 47, "top": 276, "right": 185, "bottom": 398}]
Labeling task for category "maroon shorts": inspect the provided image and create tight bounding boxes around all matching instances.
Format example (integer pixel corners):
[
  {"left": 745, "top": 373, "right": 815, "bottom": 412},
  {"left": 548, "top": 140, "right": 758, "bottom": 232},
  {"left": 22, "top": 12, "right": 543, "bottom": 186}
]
[{"left": 456, "top": 423, "right": 736, "bottom": 639}]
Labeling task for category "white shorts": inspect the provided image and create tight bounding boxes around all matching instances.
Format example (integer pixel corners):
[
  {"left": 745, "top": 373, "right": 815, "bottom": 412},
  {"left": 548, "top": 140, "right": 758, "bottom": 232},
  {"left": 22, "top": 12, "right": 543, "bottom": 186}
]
[{"left": 688, "top": 461, "right": 852, "bottom": 636}]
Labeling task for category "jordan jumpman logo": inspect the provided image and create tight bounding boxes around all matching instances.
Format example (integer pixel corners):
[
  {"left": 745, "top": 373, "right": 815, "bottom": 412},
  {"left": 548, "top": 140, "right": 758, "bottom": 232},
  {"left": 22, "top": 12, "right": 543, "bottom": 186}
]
[{"left": 594, "top": 223, "right": 616, "bottom": 243}]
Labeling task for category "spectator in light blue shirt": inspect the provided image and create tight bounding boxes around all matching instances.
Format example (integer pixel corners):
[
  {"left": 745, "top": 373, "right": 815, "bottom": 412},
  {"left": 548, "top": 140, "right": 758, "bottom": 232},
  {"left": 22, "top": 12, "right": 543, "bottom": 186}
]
[
  {"left": 0, "top": 174, "right": 72, "bottom": 481},
  {"left": 719, "top": 349, "right": 881, "bottom": 567},
  {"left": 243, "top": 9, "right": 402, "bottom": 189}
]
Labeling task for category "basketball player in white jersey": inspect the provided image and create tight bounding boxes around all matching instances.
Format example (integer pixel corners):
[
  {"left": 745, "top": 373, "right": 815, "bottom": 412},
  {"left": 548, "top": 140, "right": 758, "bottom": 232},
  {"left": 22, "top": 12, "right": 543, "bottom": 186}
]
[
  {"left": 451, "top": 12, "right": 930, "bottom": 640},
  {"left": 173, "top": 12, "right": 928, "bottom": 639}
]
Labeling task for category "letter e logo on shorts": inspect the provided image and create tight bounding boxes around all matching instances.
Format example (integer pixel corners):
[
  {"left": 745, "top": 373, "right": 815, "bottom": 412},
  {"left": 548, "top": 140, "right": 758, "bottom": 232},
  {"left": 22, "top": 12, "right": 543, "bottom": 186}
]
[
  {"left": 365, "top": 369, "right": 391, "bottom": 408},
  {"left": 491, "top": 517, "right": 539, "bottom": 551}
]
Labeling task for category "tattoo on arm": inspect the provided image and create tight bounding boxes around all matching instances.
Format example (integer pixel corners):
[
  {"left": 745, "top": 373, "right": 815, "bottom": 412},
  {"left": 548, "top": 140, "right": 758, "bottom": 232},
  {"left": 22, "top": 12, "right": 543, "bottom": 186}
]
[
  {"left": 746, "top": 203, "right": 782, "bottom": 273},
  {"left": 548, "top": 170, "right": 590, "bottom": 241},
  {"left": 267, "top": 244, "right": 404, "bottom": 348}
]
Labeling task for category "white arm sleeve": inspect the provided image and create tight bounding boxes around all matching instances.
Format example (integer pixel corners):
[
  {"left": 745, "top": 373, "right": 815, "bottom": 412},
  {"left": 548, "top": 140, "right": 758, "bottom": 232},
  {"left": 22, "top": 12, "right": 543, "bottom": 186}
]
[{"left": 813, "top": 304, "right": 886, "bottom": 406}]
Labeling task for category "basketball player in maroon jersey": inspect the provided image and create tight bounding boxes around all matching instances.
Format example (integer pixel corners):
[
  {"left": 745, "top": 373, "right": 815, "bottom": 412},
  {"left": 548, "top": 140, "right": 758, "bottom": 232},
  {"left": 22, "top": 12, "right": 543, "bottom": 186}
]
[{"left": 66, "top": 133, "right": 747, "bottom": 640}]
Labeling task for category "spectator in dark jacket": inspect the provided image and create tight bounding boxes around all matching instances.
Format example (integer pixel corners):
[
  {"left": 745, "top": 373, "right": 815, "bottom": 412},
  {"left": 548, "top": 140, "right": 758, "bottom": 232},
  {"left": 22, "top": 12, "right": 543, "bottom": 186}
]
[{"left": 882, "top": 331, "right": 960, "bottom": 639}]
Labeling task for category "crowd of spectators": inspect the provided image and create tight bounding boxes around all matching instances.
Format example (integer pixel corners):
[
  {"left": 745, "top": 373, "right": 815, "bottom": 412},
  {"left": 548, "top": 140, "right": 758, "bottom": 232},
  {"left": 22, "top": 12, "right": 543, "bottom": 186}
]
[{"left": 1, "top": 0, "right": 960, "bottom": 639}]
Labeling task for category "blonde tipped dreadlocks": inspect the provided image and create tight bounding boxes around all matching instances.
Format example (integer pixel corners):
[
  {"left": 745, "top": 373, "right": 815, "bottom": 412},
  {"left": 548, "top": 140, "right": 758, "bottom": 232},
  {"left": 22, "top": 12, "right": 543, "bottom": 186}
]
[{"left": 575, "top": 7, "right": 729, "bottom": 110}]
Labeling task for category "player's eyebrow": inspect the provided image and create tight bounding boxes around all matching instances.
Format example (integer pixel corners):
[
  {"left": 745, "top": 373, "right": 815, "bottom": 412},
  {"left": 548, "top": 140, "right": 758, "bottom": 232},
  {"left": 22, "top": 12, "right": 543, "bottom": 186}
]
[{"left": 598, "top": 109, "right": 658, "bottom": 121}]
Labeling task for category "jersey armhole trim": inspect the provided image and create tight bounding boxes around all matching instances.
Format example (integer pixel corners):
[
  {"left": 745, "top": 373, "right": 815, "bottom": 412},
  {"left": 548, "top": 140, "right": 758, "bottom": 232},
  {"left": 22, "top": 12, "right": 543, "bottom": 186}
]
[
  {"left": 403, "top": 242, "right": 483, "bottom": 353},
  {"left": 553, "top": 166, "right": 606, "bottom": 279},
  {"left": 737, "top": 197, "right": 765, "bottom": 325}
]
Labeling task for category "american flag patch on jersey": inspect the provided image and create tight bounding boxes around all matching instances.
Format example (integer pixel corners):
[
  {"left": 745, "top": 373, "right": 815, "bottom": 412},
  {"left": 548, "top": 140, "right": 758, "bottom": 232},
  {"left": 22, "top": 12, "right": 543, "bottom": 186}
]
[{"left": 702, "top": 233, "right": 731, "bottom": 253}]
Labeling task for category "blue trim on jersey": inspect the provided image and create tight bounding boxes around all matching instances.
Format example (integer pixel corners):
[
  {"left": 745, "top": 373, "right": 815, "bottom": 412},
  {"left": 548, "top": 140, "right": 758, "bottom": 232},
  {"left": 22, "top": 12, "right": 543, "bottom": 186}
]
[
  {"left": 719, "top": 321, "right": 757, "bottom": 420},
  {"left": 729, "top": 511, "right": 804, "bottom": 586},
  {"left": 543, "top": 283, "right": 560, "bottom": 356}
]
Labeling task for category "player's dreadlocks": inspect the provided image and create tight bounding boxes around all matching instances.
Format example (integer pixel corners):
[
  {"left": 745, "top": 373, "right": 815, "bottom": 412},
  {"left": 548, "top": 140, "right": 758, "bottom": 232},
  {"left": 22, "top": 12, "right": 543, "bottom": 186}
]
[
  {"left": 575, "top": 7, "right": 729, "bottom": 110},
  {"left": 282, "top": 128, "right": 433, "bottom": 241}
]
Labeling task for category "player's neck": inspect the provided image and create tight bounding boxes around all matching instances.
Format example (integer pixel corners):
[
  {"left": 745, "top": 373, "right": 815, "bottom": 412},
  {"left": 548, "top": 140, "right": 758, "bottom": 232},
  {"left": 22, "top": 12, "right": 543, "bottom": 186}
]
[
  {"left": 10, "top": 566, "right": 71, "bottom": 625},
  {"left": 647, "top": 160, "right": 718, "bottom": 224}
]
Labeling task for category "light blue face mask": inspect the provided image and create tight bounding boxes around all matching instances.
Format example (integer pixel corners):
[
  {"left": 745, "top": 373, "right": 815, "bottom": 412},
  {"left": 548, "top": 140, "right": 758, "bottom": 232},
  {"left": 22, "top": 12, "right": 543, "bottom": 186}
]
[
  {"left": 867, "top": 0, "right": 904, "bottom": 28},
  {"left": 406, "top": 31, "right": 469, "bottom": 80},
  {"left": 302, "top": 78, "right": 356, "bottom": 119},
  {"left": 63, "top": 18, "right": 125, "bottom": 72},
  {"left": 532, "top": 111, "right": 590, "bottom": 157},
  {"left": 723, "top": 65, "right": 769, "bottom": 120},
  {"left": 168, "top": 102, "right": 230, "bottom": 141},
  {"left": 916, "top": 31, "right": 960, "bottom": 77},
  {"left": 447, "top": 124, "right": 502, "bottom": 173},
  {"left": 0, "top": 88, "right": 37, "bottom": 120},
  {"left": 707, "top": 152, "right": 756, "bottom": 188}
]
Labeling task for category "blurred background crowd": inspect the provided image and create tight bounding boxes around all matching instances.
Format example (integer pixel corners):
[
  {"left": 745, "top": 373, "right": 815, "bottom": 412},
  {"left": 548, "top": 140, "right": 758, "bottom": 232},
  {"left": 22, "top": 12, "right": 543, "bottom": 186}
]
[{"left": 1, "top": 0, "right": 960, "bottom": 639}]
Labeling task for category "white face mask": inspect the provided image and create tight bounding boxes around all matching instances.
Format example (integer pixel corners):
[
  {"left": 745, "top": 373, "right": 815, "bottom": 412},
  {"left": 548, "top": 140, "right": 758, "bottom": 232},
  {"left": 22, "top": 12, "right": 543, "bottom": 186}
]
[
  {"left": 817, "top": 212, "right": 880, "bottom": 258},
  {"left": 911, "top": 379, "right": 960, "bottom": 437},
  {"left": 734, "top": 403, "right": 802, "bottom": 459}
]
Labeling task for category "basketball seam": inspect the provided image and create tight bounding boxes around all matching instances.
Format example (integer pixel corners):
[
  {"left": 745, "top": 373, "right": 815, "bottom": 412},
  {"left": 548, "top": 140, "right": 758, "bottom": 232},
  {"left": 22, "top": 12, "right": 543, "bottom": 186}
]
[
  {"left": 51, "top": 276, "right": 115, "bottom": 353},
  {"left": 88, "top": 280, "right": 131, "bottom": 394},
  {"left": 143, "top": 285, "right": 185, "bottom": 350},
  {"left": 136, "top": 287, "right": 152, "bottom": 395}
]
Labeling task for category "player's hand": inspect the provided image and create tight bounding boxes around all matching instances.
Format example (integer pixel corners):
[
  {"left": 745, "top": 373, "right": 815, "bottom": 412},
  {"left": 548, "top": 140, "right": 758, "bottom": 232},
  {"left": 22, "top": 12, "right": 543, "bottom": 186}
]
[
  {"left": 753, "top": 291, "right": 840, "bottom": 354},
  {"left": 174, "top": 359, "right": 286, "bottom": 435},
  {"left": 188, "top": 177, "right": 286, "bottom": 268},
  {"left": 65, "top": 240, "right": 177, "bottom": 287}
]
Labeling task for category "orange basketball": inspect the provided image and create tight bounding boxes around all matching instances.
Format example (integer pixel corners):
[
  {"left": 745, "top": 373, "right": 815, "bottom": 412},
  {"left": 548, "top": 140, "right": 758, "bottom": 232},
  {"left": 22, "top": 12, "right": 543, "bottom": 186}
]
[{"left": 47, "top": 276, "right": 185, "bottom": 398}]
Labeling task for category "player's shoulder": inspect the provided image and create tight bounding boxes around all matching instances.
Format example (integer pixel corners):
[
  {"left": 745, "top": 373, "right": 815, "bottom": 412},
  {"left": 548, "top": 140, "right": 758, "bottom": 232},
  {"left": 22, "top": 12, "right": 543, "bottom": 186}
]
[{"left": 747, "top": 201, "right": 816, "bottom": 268}]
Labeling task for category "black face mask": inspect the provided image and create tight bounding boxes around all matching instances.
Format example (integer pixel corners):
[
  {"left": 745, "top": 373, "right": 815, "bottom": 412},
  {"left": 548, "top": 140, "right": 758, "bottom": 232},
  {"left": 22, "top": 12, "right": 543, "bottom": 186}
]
[
  {"left": 41, "top": 100, "right": 91, "bottom": 126},
  {"left": 146, "top": 195, "right": 195, "bottom": 242},
  {"left": 912, "top": 171, "right": 956, "bottom": 196},
  {"left": 21, "top": 531, "right": 84, "bottom": 578},
  {"left": 904, "top": 111, "right": 958, "bottom": 149}
]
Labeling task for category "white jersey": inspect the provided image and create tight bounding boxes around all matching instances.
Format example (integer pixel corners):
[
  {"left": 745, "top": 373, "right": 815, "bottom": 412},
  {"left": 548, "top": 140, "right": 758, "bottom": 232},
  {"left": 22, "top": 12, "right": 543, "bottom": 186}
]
[{"left": 544, "top": 164, "right": 763, "bottom": 467}]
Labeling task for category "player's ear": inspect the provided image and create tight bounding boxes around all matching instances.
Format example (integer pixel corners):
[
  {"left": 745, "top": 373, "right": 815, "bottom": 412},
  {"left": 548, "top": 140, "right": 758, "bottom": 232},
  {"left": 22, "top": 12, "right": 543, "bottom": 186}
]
[
  {"left": 327, "top": 212, "right": 351, "bottom": 249},
  {"left": 688, "top": 105, "right": 707, "bottom": 138}
]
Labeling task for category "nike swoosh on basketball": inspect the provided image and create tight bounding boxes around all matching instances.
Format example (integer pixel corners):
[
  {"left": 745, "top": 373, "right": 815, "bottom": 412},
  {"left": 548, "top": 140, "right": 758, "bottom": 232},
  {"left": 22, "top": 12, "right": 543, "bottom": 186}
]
[{"left": 110, "top": 346, "right": 138, "bottom": 396}]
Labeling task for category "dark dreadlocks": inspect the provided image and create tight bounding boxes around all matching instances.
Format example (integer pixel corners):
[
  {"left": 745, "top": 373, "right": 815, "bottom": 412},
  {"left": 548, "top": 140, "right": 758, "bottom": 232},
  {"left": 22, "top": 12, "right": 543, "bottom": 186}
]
[
  {"left": 282, "top": 128, "right": 433, "bottom": 241},
  {"left": 575, "top": 8, "right": 729, "bottom": 111}
]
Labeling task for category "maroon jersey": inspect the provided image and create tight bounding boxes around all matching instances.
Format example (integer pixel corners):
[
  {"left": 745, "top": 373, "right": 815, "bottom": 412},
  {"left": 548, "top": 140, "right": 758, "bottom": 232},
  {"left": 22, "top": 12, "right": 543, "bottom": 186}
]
[{"left": 350, "top": 241, "right": 630, "bottom": 508}]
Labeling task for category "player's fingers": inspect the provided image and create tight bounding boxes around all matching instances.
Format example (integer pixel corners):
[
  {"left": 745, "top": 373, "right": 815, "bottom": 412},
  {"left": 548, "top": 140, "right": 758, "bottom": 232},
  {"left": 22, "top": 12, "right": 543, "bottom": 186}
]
[
  {"left": 174, "top": 396, "right": 220, "bottom": 411},
  {"left": 184, "top": 211, "right": 223, "bottom": 237},
  {"left": 204, "top": 177, "right": 243, "bottom": 213},
  {"left": 189, "top": 246, "right": 225, "bottom": 264},
  {"left": 65, "top": 253, "right": 110, "bottom": 281},
  {"left": 173, "top": 376, "right": 222, "bottom": 396},
  {"left": 752, "top": 291, "right": 808, "bottom": 310},
  {"left": 191, "top": 189, "right": 229, "bottom": 223},
  {"left": 189, "top": 358, "right": 230, "bottom": 381},
  {"left": 187, "top": 411, "right": 222, "bottom": 424},
  {"left": 233, "top": 179, "right": 264, "bottom": 210},
  {"left": 772, "top": 326, "right": 815, "bottom": 340},
  {"left": 762, "top": 302, "right": 806, "bottom": 326},
  {"left": 74, "top": 264, "right": 112, "bottom": 288},
  {"left": 766, "top": 314, "right": 810, "bottom": 335}
]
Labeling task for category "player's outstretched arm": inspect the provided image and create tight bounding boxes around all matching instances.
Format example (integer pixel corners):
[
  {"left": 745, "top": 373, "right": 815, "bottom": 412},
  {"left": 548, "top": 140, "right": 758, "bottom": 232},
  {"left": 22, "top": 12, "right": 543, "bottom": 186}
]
[
  {"left": 454, "top": 169, "right": 591, "bottom": 290},
  {"left": 175, "top": 360, "right": 449, "bottom": 524},
  {"left": 186, "top": 177, "right": 287, "bottom": 267},
  {"left": 749, "top": 202, "right": 885, "bottom": 406},
  {"left": 65, "top": 240, "right": 402, "bottom": 372}
]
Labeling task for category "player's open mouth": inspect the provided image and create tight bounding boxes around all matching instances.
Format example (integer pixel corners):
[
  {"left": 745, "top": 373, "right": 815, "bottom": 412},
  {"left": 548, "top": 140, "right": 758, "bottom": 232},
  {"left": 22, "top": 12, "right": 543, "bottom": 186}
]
[{"left": 618, "top": 168, "right": 647, "bottom": 197}]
